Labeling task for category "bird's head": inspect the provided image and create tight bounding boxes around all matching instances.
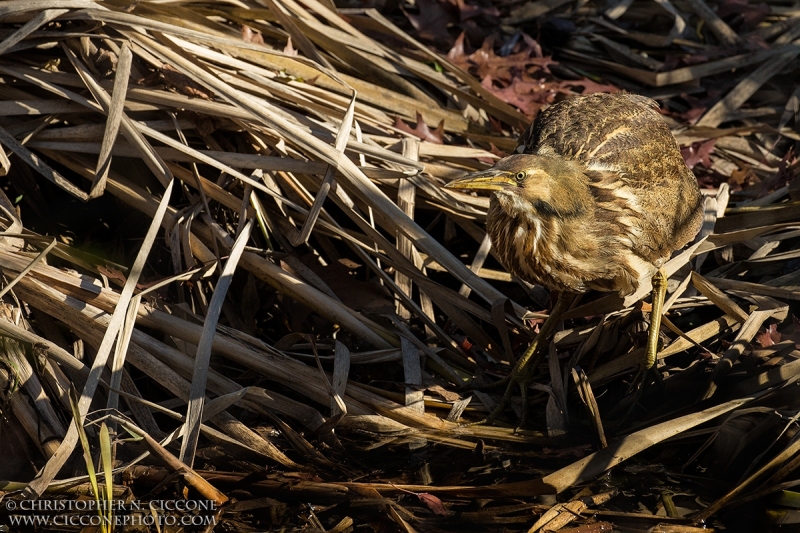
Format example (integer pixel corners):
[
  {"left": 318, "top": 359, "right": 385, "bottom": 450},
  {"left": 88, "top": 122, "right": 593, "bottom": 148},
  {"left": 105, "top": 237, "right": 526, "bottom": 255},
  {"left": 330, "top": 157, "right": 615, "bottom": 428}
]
[{"left": 445, "top": 154, "right": 590, "bottom": 219}]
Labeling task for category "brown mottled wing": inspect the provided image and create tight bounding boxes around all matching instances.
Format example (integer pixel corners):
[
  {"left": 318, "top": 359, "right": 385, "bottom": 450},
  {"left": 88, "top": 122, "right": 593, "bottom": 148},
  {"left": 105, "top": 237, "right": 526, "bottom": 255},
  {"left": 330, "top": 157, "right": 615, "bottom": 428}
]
[
  {"left": 518, "top": 93, "right": 703, "bottom": 263},
  {"left": 517, "top": 93, "right": 664, "bottom": 175}
]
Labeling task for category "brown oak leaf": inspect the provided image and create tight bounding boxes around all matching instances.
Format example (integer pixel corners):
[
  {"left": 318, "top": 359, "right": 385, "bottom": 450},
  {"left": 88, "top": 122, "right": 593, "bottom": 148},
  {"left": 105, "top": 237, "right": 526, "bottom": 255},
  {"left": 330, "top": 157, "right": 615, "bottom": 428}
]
[
  {"left": 481, "top": 75, "right": 556, "bottom": 118},
  {"left": 757, "top": 323, "right": 780, "bottom": 348},
  {"left": 394, "top": 112, "right": 444, "bottom": 144},
  {"left": 682, "top": 139, "right": 717, "bottom": 169},
  {"left": 402, "top": 0, "right": 457, "bottom": 46},
  {"left": 417, "top": 493, "right": 449, "bottom": 516},
  {"left": 241, "top": 25, "right": 264, "bottom": 45}
]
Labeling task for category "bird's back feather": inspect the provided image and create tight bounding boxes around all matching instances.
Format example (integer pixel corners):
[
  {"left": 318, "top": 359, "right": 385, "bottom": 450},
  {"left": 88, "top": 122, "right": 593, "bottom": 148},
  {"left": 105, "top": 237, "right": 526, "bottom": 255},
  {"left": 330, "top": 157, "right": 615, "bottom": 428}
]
[{"left": 516, "top": 93, "right": 703, "bottom": 269}]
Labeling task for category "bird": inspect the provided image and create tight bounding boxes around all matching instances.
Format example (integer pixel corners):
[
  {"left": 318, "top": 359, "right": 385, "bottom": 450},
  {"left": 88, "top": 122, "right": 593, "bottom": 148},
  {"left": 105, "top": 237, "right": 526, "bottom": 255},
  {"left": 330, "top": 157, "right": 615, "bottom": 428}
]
[{"left": 445, "top": 92, "right": 704, "bottom": 424}]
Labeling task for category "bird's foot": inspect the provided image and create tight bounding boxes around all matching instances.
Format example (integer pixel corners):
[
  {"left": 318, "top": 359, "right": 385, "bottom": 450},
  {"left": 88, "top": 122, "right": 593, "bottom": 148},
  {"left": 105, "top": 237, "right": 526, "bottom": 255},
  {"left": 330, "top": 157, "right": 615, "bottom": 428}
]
[
  {"left": 629, "top": 322, "right": 666, "bottom": 397},
  {"left": 627, "top": 363, "right": 664, "bottom": 395},
  {"left": 466, "top": 369, "right": 534, "bottom": 427},
  {"left": 468, "top": 373, "right": 511, "bottom": 392},
  {"left": 464, "top": 292, "right": 575, "bottom": 427},
  {"left": 616, "top": 266, "right": 668, "bottom": 422},
  {"left": 616, "top": 363, "right": 665, "bottom": 426}
]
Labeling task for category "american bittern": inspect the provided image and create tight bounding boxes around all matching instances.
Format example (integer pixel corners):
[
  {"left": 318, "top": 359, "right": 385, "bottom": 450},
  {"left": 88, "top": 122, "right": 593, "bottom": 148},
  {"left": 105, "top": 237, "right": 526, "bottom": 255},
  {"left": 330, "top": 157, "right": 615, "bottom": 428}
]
[{"left": 446, "top": 93, "right": 703, "bottom": 423}]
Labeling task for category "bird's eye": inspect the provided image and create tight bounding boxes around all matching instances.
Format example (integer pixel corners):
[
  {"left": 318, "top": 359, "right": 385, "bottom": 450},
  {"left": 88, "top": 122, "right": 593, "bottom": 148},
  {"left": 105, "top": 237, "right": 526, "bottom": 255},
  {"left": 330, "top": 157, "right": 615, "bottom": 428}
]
[{"left": 515, "top": 172, "right": 526, "bottom": 182}]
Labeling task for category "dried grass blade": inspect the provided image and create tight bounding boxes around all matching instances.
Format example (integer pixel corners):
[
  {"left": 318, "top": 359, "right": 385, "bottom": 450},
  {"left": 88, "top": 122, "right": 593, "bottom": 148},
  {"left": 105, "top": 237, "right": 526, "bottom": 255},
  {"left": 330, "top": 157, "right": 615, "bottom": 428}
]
[
  {"left": 401, "top": 336, "right": 424, "bottom": 415},
  {"left": 9, "top": 269, "right": 278, "bottom": 459},
  {"left": 362, "top": 9, "right": 526, "bottom": 128},
  {"left": 567, "top": 44, "right": 800, "bottom": 87},
  {"left": 343, "top": 393, "right": 766, "bottom": 497},
  {"left": 694, "top": 436, "right": 800, "bottom": 522},
  {"left": 115, "top": 417, "right": 228, "bottom": 506},
  {"left": 133, "top": 29, "right": 508, "bottom": 313},
  {"left": 702, "top": 308, "right": 782, "bottom": 400},
  {"left": 0, "top": 0, "right": 100, "bottom": 17},
  {"left": 235, "top": 250, "right": 396, "bottom": 348},
  {"left": 295, "top": 86, "right": 356, "bottom": 245},
  {"left": 0, "top": 132, "right": 9, "bottom": 177},
  {"left": 707, "top": 277, "right": 800, "bottom": 301},
  {"left": 0, "top": 315, "right": 88, "bottom": 381},
  {"left": 261, "top": 0, "right": 332, "bottom": 69},
  {"left": 0, "top": 125, "right": 88, "bottom": 200},
  {"left": 135, "top": 126, "right": 301, "bottom": 204},
  {"left": 696, "top": 223, "right": 800, "bottom": 255},
  {"left": 491, "top": 297, "right": 514, "bottom": 362},
  {"left": 0, "top": 8, "right": 69, "bottom": 56},
  {"left": 395, "top": 139, "right": 419, "bottom": 319},
  {"left": 538, "top": 392, "right": 765, "bottom": 495},
  {"left": 733, "top": 356, "right": 800, "bottom": 398},
  {"left": 527, "top": 498, "right": 592, "bottom": 533},
  {"left": 98, "top": 423, "right": 113, "bottom": 525},
  {"left": 25, "top": 179, "right": 175, "bottom": 498},
  {"left": 545, "top": 342, "right": 568, "bottom": 437},
  {"left": 0, "top": 364, "right": 58, "bottom": 456},
  {"left": 179, "top": 219, "right": 253, "bottom": 468},
  {"left": 691, "top": 271, "right": 749, "bottom": 323},
  {"left": 61, "top": 42, "right": 172, "bottom": 187},
  {"left": 91, "top": 42, "right": 131, "bottom": 198},
  {"left": 0, "top": 238, "right": 55, "bottom": 300},
  {"left": 693, "top": 184, "right": 729, "bottom": 274},
  {"left": 698, "top": 45, "right": 800, "bottom": 128},
  {"left": 682, "top": 0, "right": 740, "bottom": 46},
  {"left": 389, "top": 315, "right": 462, "bottom": 383},
  {"left": 629, "top": 239, "right": 707, "bottom": 304},
  {"left": 2, "top": 336, "right": 67, "bottom": 447},
  {"left": 67, "top": 386, "right": 102, "bottom": 516},
  {"left": 106, "top": 294, "right": 140, "bottom": 416},
  {"left": 590, "top": 315, "right": 741, "bottom": 384},
  {"left": 330, "top": 340, "right": 350, "bottom": 419},
  {"left": 45, "top": 152, "right": 390, "bottom": 350},
  {"left": 572, "top": 368, "right": 607, "bottom": 448}
]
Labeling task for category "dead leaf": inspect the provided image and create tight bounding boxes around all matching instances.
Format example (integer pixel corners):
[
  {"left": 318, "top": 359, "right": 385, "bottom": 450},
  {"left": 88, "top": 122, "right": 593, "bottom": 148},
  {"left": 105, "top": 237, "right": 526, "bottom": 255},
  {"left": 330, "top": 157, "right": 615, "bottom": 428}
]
[
  {"left": 718, "top": 0, "right": 770, "bottom": 31},
  {"left": 241, "top": 25, "right": 264, "bottom": 45},
  {"left": 757, "top": 323, "right": 780, "bottom": 348},
  {"left": 489, "top": 143, "right": 508, "bottom": 158},
  {"left": 417, "top": 493, "right": 449, "bottom": 516},
  {"left": 98, "top": 265, "right": 127, "bottom": 286},
  {"left": 728, "top": 167, "right": 758, "bottom": 189},
  {"left": 395, "top": 112, "right": 445, "bottom": 144},
  {"left": 426, "top": 384, "right": 460, "bottom": 402},
  {"left": 402, "top": 0, "right": 457, "bottom": 46},
  {"left": 682, "top": 139, "right": 717, "bottom": 169},
  {"left": 446, "top": 32, "right": 470, "bottom": 69},
  {"left": 480, "top": 75, "right": 554, "bottom": 118},
  {"left": 284, "top": 36, "right": 298, "bottom": 56},
  {"left": 476, "top": 35, "right": 555, "bottom": 83}
]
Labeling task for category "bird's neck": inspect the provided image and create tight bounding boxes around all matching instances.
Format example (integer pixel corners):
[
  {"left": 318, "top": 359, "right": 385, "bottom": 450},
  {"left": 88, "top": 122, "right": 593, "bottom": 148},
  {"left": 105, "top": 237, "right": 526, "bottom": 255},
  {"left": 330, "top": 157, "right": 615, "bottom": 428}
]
[
  {"left": 542, "top": 171, "right": 594, "bottom": 220},
  {"left": 489, "top": 179, "right": 596, "bottom": 262}
]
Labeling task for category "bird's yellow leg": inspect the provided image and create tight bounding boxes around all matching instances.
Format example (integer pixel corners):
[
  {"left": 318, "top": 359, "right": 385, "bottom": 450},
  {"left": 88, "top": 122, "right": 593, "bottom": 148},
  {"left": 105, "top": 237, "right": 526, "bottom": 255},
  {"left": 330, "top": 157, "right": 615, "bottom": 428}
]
[
  {"left": 511, "top": 291, "right": 573, "bottom": 381},
  {"left": 471, "top": 291, "right": 573, "bottom": 425},
  {"left": 644, "top": 267, "right": 668, "bottom": 370},
  {"left": 621, "top": 267, "right": 668, "bottom": 420},
  {"left": 623, "top": 268, "right": 667, "bottom": 406}
]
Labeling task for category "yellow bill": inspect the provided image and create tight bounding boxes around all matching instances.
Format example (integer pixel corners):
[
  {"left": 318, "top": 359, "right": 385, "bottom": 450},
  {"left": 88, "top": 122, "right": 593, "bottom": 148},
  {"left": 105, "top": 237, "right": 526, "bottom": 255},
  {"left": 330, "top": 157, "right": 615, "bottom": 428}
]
[{"left": 444, "top": 170, "right": 517, "bottom": 191}]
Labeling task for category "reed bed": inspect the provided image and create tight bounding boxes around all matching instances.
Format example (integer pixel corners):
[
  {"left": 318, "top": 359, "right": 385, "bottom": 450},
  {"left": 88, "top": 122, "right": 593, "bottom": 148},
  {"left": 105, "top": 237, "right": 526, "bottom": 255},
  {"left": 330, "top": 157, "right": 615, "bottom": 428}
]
[{"left": 0, "top": 0, "right": 798, "bottom": 531}]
